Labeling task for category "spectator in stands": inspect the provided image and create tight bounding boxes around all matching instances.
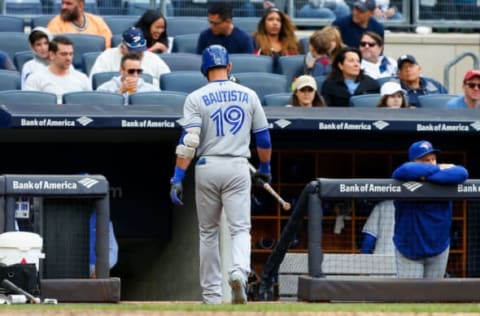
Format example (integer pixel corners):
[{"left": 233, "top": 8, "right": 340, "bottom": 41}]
[
  {"left": 359, "top": 31, "right": 396, "bottom": 79},
  {"left": 96, "top": 53, "right": 159, "bottom": 105},
  {"left": 332, "top": 0, "right": 384, "bottom": 48},
  {"left": 397, "top": 54, "right": 448, "bottom": 108},
  {"left": 23, "top": 35, "right": 90, "bottom": 104},
  {"left": 392, "top": 140, "right": 468, "bottom": 278},
  {"left": 252, "top": 7, "right": 301, "bottom": 71},
  {"left": 47, "top": 0, "right": 112, "bottom": 49},
  {"left": 134, "top": 10, "right": 171, "bottom": 54},
  {"left": 321, "top": 47, "right": 379, "bottom": 107},
  {"left": 360, "top": 200, "right": 395, "bottom": 254},
  {"left": 196, "top": 1, "right": 254, "bottom": 54},
  {"left": 287, "top": 75, "right": 326, "bottom": 107},
  {"left": 373, "top": 0, "right": 403, "bottom": 20},
  {"left": 304, "top": 26, "right": 345, "bottom": 77},
  {"left": 298, "top": 0, "right": 351, "bottom": 19},
  {"left": 21, "top": 27, "right": 53, "bottom": 89},
  {"left": 90, "top": 27, "right": 170, "bottom": 88},
  {"left": 376, "top": 81, "right": 409, "bottom": 108},
  {"left": 447, "top": 70, "right": 480, "bottom": 109},
  {"left": 0, "top": 51, "right": 16, "bottom": 71}
]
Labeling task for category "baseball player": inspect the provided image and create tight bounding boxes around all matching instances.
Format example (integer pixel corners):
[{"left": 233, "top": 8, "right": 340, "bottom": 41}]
[
  {"left": 392, "top": 140, "right": 468, "bottom": 278},
  {"left": 169, "top": 45, "right": 272, "bottom": 304}
]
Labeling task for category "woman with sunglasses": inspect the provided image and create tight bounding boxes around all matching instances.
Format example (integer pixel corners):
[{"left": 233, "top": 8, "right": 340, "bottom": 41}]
[
  {"left": 288, "top": 75, "right": 326, "bottom": 107},
  {"left": 321, "top": 47, "right": 379, "bottom": 107},
  {"left": 359, "top": 31, "right": 396, "bottom": 79},
  {"left": 377, "top": 81, "right": 409, "bottom": 108}
]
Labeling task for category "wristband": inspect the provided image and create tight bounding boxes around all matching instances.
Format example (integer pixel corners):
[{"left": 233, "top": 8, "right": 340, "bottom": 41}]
[
  {"left": 259, "top": 162, "right": 271, "bottom": 174},
  {"left": 171, "top": 166, "right": 186, "bottom": 184}
]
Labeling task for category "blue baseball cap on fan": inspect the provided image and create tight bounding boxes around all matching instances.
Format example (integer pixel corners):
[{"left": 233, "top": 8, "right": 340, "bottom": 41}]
[
  {"left": 408, "top": 140, "right": 440, "bottom": 161},
  {"left": 122, "top": 27, "right": 147, "bottom": 52},
  {"left": 354, "top": 0, "right": 376, "bottom": 12}
]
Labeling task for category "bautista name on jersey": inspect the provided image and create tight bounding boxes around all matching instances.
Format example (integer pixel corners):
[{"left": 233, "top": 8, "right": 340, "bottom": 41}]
[{"left": 202, "top": 89, "right": 250, "bottom": 106}]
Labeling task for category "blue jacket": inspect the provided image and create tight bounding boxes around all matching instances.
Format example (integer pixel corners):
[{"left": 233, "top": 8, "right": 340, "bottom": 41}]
[
  {"left": 392, "top": 162, "right": 468, "bottom": 260},
  {"left": 400, "top": 77, "right": 448, "bottom": 107}
]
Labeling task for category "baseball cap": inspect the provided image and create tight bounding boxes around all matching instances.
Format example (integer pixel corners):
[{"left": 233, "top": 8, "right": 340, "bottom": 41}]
[
  {"left": 30, "top": 26, "right": 53, "bottom": 41},
  {"left": 463, "top": 70, "right": 480, "bottom": 82},
  {"left": 380, "top": 81, "right": 405, "bottom": 96},
  {"left": 408, "top": 140, "right": 440, "bottom": 161},
  {"left": 294, "top": 75, "right": 317, "bottom": 91},
  {"left": 397, "top": 54, "right": 418, "bottom": 69},
  {"left": 122, "top": 27, "right": 147, "bottom": 52},
  {"left": 353, "top": 0, "right": 376, "bottom": 12}
]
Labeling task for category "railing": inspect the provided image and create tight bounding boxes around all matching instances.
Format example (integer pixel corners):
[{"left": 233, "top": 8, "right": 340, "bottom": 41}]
[{"left": 444, "top": 52, "right": 480, "bottom": 92}]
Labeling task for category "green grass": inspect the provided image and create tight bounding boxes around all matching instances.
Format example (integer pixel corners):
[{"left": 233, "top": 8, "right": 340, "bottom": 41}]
[{"left": 2, "top": 303, "right": 480, "bottom": 313}]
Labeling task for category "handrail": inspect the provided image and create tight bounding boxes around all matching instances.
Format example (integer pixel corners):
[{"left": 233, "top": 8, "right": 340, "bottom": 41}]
[{"left": 444, "top": 52, "right": 479, "bottom": 92}]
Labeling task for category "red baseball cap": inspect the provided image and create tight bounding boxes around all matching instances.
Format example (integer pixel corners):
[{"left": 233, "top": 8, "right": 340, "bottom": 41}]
[{"left": 464, "top": 70, "right": 480, "bottom": 82}]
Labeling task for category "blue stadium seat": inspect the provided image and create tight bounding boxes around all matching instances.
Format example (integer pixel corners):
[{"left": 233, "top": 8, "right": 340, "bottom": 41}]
[
  {"left": 0, "top": 90, "right": 57, "bottom": 105},
  {"left": 299, "top": 37, "right": 309, "bottom": 54},
  {"left": 6, "top": 0, "right": 42, "bottom": 14},
  {"left": 263, "top": 93, "right": 291, "bottom": 106},
  {"left": 172, "top": 33, "right": 199, "bottom": 54},
  {"left": 103, "top": 16, "right": 138, "bottom": 35},
  {"left": 314, "top": 75, "right": 326, "bottom": 91},
  {"left": 349, "top": 94, "right": 382, "bottom": 107},
  {"left": 30, "top": 15, "right": 54, "bottom": 28},
  {"left": 160, "top": 53, "right": 201, "bottom": 72},
  {"left": 168, "top": 17, "right": 208, "bottom": 37},
  {"left": 278, "top": 55, "right": 305, "bottom": 85},
  {"left": 234, "top": 17, "right": 260, "bottom": 34},
  {"left": 376, "top": 77, "right": 399, "bottom": 88},
  {"left": 125, "top": 0, "right": 150, "bottom": 15},
  {"left": 0, "top": 32, "right": 30, "bottom": 60},
  {"left": 234, "top": 72, "right": 289, "bottom": 101},
  {"left": 0, "top": 16, "right": 25, "bottom": 32},
  {"left": 160, "top": 71, "right": 207, "bottom": 93},
  {"left": 128, "top": 91, "right": 188, "bottom": 107},
  {"left": 82, "top": 51, "right": 102, "bottom": 76},
  {"left": 417, "top": 94, "right": 459, "bottom": 108},
  {"left": 62, "top": 91, "right": 124, "bottom": 105},
  {"left": 111, "top": 34, "right": 123, "bottom": 47},
  {"left": 92, "top": 71, "right": 153, "bottom": 90},
  {"left": 0, "top": 70, "right": 21, "bottom": 91},
  {"left": 63, "top": 34, "right": 105, "bottom": 69},
  {"left": 54, "top": 0, "right": 98, "bottom": 13},
  {"left": 230, "top": 54, "right": 274, "bottom": 74},
  {"left": 13, "top": 51, "right": 34, "bottom": 72}
]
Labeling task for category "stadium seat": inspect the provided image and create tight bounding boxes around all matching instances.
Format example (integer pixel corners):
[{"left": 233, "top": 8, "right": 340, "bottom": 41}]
[
  {"left": 417, "top": 94, "right": 459, "bottom": 108},
  {"left": 0, "top": 32, "right": 30, "bottom": 60},
  {"left": 278, "top": 55, "right": 305, "bottom": 85},
  {"left": 0, "top": 15, "right": 25, "bottom": 32},
  {"left": 5, "top": 0, "right": 42, "bottom": 14},
  {"left": 159, "top": 53, "right": 201, "bottom": 72},
  {"left": 234, "top": 17, "right": 260, "bottom": 34},
  {"left": 111, "top": 34, "right": 123, "bottom": 47},
  {"left": 13, "top": 51, "right": 34, "bottom": 72},
  {"left": 263, "top": 93, "right": 291, "bottom": 106},
  {"left": 30, "top": 15, "right": 54, "bottom": 28},
  {"left": 349, "top": 94, "right": 382, "bottom": 107},
  {"left": 234, "top": 72, "right": 289, "bottom": 101},
  {"left": 299, "top": 37, "right": 309, "bottom": 54},
  {"left": 160, "top": 71, "right": 207, "bottom": 93},
  {"left": 125, "top": 0, "right": 150, "bottom": 15},
  {"left": 63, "top": 34, "right": 105, "bottom": 69},
  {"left": 62, "top": 91, "right": 124, "bottom": 105},
  {"left": 103, "top": 16, "right": 138, "bottom": 35},
  {"left": 0, "top": 70, "right": 21, "bottom": 91},
  {"left": 314, "top": 75, "right": 326, "bottom": 91},
  {"left": 172, "top": 33, "right": 199, "bottom": 54},
  {"left": 53, "top": 0, "right": 98, "bottom": 13},
  {"left": 229, "top": 54, "right": 274, "bottom": 74},
  {"left": 128, "top": 91, "right": 188, "bottom": 107},
  {"left": 376, "top": 76, "right": 399, "bottom": 88},
  {"left": 168, "top": 17, "right": 208, "bottom": 37},
  {"left": 92, "top": 71, "right": 153, "bottom": 90},
  {"left": 0, "top": 90, "right": 57, "bottom": 105},
  {"left": 82, "top": 51, "right": 102, "bottom": 76}
]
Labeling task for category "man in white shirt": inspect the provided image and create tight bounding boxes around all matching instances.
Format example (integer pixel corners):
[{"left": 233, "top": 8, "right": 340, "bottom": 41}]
[
  {"left": 97, "top": 53, "right": 159, "bottom": 105},
  {"left": 359, "top": 31, "right": 396, "bottom": 79},
  {"left": 21, "top": 27, "right": 53, "bottom": 89},
  {"left": 90, "top": 27, "right": 170, "bottom": 88},
  {"left": 23, "top": 35, "right": 91, "bottom": 104}
]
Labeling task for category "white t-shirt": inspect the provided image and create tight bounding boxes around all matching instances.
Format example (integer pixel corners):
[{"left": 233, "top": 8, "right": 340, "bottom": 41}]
[
  {"left": 89, "top": 46, "right": 171, "bottom": 88},
  {"left": 23, "top": 67, "right": 91, "bottom": 104},
  {"left": 21, "top": 58, "right": 48, "bottom": 89},
  {"left": 361, "top": 55, "right": 397, "bottom": 79},
  {"left": 362, "top": 200, "right": 395, "bottom": 254}
]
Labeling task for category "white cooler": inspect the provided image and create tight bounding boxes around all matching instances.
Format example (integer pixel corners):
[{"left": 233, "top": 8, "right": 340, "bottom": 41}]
[{"left": 0, "top": 232, "right": 45, "bottom": 270}]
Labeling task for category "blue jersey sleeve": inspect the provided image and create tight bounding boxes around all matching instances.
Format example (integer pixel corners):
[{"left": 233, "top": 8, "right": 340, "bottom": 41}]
[
  {"left": 392, "top": 162, "right": 440, "bottom": 180},
  {"left": 426, "top": 165, "right": 469, "bottom": 184}
]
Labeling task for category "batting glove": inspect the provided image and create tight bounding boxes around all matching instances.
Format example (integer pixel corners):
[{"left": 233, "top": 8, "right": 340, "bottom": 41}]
[
  {"left": 252, "top": 162, "right": 271, "bottom": 185},
  {"left": 170, "top": 167, "right": 186, "bottom": 206}
]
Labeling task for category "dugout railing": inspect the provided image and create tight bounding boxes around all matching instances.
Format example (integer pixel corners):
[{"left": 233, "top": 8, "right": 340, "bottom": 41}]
[{"left": 298, "top": 178, "right": 480, "bottom": 302}]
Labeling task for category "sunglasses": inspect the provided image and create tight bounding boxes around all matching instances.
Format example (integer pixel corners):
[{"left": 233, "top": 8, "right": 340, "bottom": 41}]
[
  {"left": 359, "top": 41, "right": 377, "bottom": 48},
  {"left": 126, "top": 68, "right": 143, "bottom": 75},
  {"left": 299, "top": 87, "right": 314, "bottom": 92},
  {"left": 466, "top": 82, "right": 480, "bottom": 89}
]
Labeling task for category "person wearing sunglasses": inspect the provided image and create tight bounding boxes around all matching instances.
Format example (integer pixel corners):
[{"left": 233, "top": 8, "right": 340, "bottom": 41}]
[
  {"left": 447, "top": 70, "right": 480, "bottom": 109},
  {"left": 397, "top": 54, "right": 447, "bottom": 108},
  {"left": 359, "top": 31, "right": 397, "bottom": 79},
  {"left": 96, "top": 53, "right": 159, "bottom": 105},
  {"left": 90, "top": 27, "right": 170, "bottom": 88},
  {"left": 288, "top": 75, "right": 326, "bottom": 107}
]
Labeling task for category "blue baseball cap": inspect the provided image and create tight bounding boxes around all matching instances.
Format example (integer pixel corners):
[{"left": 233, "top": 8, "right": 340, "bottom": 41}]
[
  {"left": 122, "top": 27, "right": 147, "bottom": 52},
  {"left": 408, "top": 140, "right": 440, "bottom": 161},
  {"left": 354, "top": 0, "right": 376, "bottom": 12}
]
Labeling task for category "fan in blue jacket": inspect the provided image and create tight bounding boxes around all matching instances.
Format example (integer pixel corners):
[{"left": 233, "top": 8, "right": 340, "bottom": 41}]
[{"left": 392, "top": 140, "right": 468, "bottom": 278}]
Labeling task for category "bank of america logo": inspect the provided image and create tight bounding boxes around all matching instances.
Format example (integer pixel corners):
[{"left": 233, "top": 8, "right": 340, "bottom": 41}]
[
  {"left": 78, "top": 177, "right": 98, "bottom": 188},
  {"left": 470, "top": 121, "right": 480, "bottom": 131},
  {"left": 275, "top": 119, "right": 291, "bottom": 128},
  {"left": 77, "top": 116, "right": 93, "bottom": 126},
  {"left": 373, "top": 120, "right": 389, "bottom": 130},
  {"left": 403, "top": 181, "right": 423, "bottom": 192}
]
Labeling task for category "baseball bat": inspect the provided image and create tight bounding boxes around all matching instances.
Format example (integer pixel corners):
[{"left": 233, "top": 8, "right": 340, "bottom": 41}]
[
  {"left": 249, "top": 164, "right": 291, "bottom": 211},
  {"left": 1, "top": 279, "right": 41, "bottom": 304}
]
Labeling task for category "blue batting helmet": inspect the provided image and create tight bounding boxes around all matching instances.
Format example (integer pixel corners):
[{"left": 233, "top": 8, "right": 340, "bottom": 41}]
[{"left": 201, "top": 45, "right": 230, "bottom": 76}]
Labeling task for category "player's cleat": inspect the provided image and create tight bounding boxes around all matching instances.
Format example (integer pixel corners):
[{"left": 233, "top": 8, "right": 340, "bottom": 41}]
[{"left": 229, "top": 274, "right": 247, "bottom": 304}]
